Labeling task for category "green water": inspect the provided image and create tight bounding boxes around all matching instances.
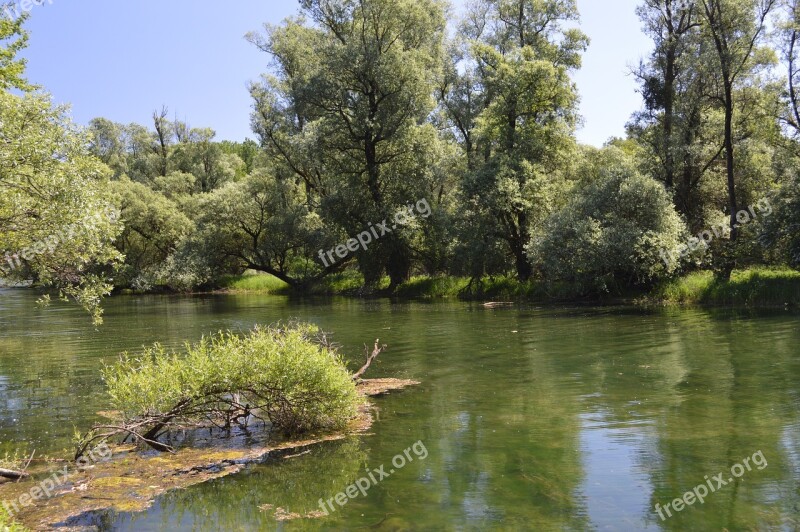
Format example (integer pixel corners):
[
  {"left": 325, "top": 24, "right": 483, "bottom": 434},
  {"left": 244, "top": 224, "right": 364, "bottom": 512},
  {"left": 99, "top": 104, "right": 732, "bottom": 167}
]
[{"left": 1, "top": 289, "right": 799, "bottom": 530}]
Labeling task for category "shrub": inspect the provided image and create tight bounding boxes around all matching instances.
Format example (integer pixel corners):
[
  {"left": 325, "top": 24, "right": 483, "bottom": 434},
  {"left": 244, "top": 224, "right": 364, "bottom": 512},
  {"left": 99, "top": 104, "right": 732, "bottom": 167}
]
[
  {"left": 77, "top": 323, "right": 363, "bottom": 457},
  {"left": 528, "top": 148, "right": 686, "bottom": 293}
]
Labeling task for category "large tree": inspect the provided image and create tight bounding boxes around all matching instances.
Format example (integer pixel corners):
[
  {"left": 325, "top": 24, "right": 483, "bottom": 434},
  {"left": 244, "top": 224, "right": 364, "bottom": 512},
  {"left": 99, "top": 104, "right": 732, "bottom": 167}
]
[
  {"left": 700, "top": 0, "right": 777, "bottom": 257},
  {"left": 0, "top": 92, "right": 122, "bottom": 322},
  {"left": 248, "top": 0, "right": 450, "bottom": 288},
  {"left": 452, "top": 0, "right": 588, "bottom": 281},
  {"left": 0, "top": 14, "right": 121, "bottom": 322}
]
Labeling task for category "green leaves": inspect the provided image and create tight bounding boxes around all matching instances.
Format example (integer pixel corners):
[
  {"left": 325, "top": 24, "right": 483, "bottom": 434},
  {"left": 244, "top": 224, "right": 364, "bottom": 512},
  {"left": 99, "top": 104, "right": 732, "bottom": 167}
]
[
  {"left": 103, "top": 324, "right": 364, "bottom": 435},
  {"left": 529, "top": 147, "right": 688, "bottom": 292},
  {"left": 0, "top": 6, "right": 33, "bottom": 92},
  {"left": 0, "top": 91, "right": 122, "bottom": 323}
]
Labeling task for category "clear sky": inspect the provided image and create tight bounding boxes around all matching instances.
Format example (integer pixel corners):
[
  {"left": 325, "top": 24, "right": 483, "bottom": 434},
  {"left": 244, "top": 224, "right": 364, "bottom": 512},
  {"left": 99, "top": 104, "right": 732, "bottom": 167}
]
[{"left": 19, "top": 0, "right": 652, "bottom": 147}]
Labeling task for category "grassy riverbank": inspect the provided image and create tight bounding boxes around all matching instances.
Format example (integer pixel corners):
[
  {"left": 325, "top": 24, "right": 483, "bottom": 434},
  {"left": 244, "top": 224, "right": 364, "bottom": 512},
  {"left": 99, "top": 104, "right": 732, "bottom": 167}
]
[
  {"left": 650, "top": 268, "right": 800, "bottom": 308},
  {"left": 217, "top": 268, "right": 800, "bottom": 308}
]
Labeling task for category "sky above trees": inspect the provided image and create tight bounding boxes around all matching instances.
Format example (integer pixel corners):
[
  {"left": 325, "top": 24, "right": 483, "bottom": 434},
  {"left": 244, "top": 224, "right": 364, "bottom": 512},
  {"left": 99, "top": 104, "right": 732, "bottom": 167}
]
[{"left": 19, "top": 0, "right": 649, "bottom": 147}]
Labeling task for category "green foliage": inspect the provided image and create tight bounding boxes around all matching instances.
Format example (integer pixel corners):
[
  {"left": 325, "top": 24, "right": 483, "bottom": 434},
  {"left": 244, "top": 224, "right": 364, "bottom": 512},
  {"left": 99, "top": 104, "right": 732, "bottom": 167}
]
[
  {"left": 313, "top": 270, "right": 389, "bottom": 295},
  {"left": 529, "top": 148, "right": 686, "bottom": 293},
  {"left": 110, "top": 178, "right": 195, "bottom": 290},
  {"left": 7, "top": 0, "right": 800, "bottom": 304},
  {"left": 192, "top": 169, "right": 336, "bottom": 287},
  {"left": 653, "top": 268, "right": 800, "bottom": 307},
  {"left": 218, "top": 272, "right": 290, "bottom": 294},
  {"left": 450, "top": 0, "right": 588, "bottom": 281},
  {"left": 0, "top": 92, "right": 123, "bottom": 323},
  {"left": 393, "top": 276, "right": 471, "bottom": 298},
  {"left": 0, "top": 5, "right": 33, "bottom": 92},
  {"left": 249, "top": 0, "right": 452, "bottom": 287},
  {"left": 102, "top": 324, "right": 363, "bottom": 436},
  {"left": 760, "top": 167, "right": 800, "bottom": 267}
]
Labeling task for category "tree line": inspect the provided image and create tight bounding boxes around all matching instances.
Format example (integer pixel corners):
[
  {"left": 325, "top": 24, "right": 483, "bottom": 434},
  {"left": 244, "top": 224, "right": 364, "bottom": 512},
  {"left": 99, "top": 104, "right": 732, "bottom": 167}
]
[{"left": 2, "top": 0, "right": 800, "bottom": 315}]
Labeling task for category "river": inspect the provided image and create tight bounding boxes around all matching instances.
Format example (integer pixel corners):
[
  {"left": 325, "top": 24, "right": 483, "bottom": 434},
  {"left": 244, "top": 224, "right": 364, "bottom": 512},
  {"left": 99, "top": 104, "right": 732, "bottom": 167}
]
[{"left": 0, "top": 289, "right": 798, "bottom": 530}]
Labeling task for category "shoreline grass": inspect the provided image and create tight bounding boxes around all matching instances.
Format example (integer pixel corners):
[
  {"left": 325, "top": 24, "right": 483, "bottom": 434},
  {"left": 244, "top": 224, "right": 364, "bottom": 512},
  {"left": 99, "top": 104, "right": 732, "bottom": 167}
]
[
  {"left": 212, "top": 268, "right": 800, "bottom": 308},
  {"left": 217, "top": 272, "right": 291, "bottom": 295},
  {"left": 650, "top": 267, "right": 800, "bottom": 308}
]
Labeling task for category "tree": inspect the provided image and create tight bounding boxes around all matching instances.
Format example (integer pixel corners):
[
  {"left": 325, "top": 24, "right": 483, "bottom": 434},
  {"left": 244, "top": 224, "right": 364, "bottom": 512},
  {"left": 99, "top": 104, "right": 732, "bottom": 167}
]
[
  {"left": 779, "top": 0, "right": 800, "bottom": 143},
  {"left": 152, "top": 106, "right": 172, "bottom": 178},
  {"left": 88, "top": 118, "right": 128, "bottom": 178},
  {"left": 637, "top": 0, "right": 702, "bottom": 191},
  {"left": 528, "top": 147, "right": 687, "bottom": 292},
  {"left": 169, "top": 127, "right": 244, "bottom": 192},
  {"left": 248, "top": 0, "right": 450, "bottom": 288},
  {"left": 456, "top": 0, "right": 589, "bottom": 281},
  {"left": 760, "top": 167, "right": 800, "bottom": 268},
  {"left": 700, "top": 0, "right": 778, "bottom": 270},
  {"left": 109, "top": 177, "right": 194, "bottom": 290},
  {"left": 0, "top": 92, "right": 122, "bottom": 322},
  {"left": 191, "top": 170, "right": 343, "bottom": 288}
]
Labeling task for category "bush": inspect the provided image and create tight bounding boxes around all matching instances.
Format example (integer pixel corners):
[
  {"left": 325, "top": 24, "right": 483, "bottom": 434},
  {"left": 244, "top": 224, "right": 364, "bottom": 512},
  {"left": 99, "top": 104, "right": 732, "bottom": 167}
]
[
  {"left": 78, "top": 323, "right": 364, "bottom": 457},
  {"left": 528, "top": 148, "right": 686, "bottom": 293}
]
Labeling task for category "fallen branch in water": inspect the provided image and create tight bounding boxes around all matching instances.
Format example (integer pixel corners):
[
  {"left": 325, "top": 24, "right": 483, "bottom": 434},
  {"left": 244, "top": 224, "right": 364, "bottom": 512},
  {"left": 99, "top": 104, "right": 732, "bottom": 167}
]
[
  {"left": 352, "top": 339, "right": 385, "bottom": 382},
  {"left": 0, "top": 467, "right": 29, "bottom": 480}
]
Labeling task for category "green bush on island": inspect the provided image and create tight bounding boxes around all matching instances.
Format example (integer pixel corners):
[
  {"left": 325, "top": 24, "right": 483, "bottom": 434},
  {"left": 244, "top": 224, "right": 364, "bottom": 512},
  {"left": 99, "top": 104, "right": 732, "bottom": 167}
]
[{"left": 77, "top": 323, "right": 364, "bottom": 457}]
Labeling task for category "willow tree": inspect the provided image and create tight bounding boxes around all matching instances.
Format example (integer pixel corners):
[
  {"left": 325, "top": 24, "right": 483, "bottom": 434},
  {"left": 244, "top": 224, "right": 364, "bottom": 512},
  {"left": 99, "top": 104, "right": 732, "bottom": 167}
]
[
  {"left": 0, "top": 14, "right": 121, "bottom": 322},
  {"left": 700, "top": 0, "right": 777, "bottom": 269},
  {"left": 631, "top": 0, "right": 709, "bottom": 227},
  {"left": 454, "top": 0, "right": 589, "bottom": 281},
  {"left": 248, "top": 0, "right": 449, "bottom": 288}
]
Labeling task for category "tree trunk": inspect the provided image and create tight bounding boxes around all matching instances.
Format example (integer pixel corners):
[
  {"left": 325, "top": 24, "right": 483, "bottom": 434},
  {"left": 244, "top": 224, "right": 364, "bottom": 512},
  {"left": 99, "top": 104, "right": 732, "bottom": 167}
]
[
  {"left": 664, "top": 47, "right": 676, "bottom": 190},
  {"left": 386, "top": 239, "right": 411, "bottom": 290},
  {"left": 723, "top": 81, "right": 738, "bottom": 243},
  {"left": 717, "top": 81, "right": 738, "bottom": 282}
]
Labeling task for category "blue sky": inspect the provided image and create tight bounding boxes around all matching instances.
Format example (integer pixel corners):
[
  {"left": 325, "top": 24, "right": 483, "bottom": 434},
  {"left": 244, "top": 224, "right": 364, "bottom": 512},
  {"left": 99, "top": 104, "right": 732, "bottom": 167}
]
[{"left": 19, "top": 0, "right": 651, "bottom": 147}]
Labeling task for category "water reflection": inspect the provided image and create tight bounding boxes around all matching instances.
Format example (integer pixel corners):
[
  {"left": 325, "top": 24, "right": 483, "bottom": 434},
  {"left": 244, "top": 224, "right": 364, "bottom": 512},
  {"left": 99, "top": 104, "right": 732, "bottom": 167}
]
[{"left": 0, "top": 290, "right": 798, "bottom": 529}]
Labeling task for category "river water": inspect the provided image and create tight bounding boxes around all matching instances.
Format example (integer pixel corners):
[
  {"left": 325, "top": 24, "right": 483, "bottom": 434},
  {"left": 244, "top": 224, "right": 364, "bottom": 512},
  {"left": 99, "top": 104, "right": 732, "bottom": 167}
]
[{"left": 0, "top": 289, "right": 798, "bottom": 530}]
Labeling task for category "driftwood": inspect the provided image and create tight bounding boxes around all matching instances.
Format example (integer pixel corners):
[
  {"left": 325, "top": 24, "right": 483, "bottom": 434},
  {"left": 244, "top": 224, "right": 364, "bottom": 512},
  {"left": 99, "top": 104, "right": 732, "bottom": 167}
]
[
  {"left": 352, "top": 340, "right": 385, "bottom": 381},
  {"left": 0, "top": 467, "right": 29, "bottom": 480}
]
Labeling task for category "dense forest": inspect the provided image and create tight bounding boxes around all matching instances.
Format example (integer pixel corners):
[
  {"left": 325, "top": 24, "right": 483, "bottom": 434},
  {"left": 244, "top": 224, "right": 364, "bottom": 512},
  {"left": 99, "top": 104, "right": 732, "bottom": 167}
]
[{"left": 2, "top": 0, "right": 800, "bottom": 321}]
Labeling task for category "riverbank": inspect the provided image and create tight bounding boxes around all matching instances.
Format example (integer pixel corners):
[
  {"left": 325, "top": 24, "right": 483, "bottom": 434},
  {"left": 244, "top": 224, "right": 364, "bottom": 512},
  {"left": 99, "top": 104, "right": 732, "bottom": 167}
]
[
  {"left": 215, "top": 268, "right": 800, "bottom": 309},
  {"left": 649, "top": 268, "right": 800, "bottom": 308}
]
